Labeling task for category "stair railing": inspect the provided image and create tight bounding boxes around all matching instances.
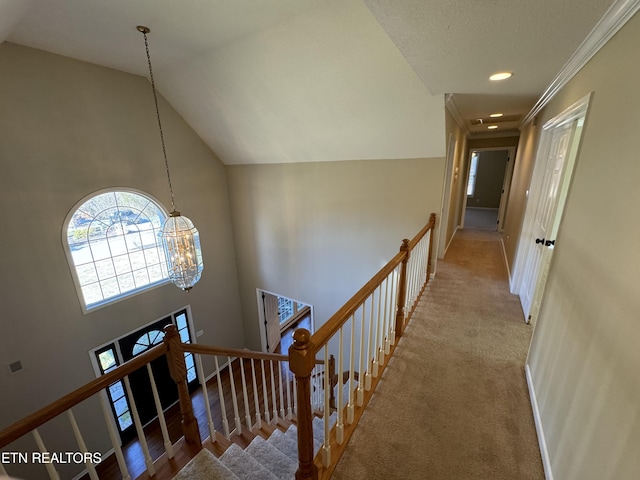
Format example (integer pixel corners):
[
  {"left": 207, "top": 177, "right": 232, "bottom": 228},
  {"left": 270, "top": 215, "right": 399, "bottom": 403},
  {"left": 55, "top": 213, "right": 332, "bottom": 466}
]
[
  {"left": 289, "top": 213, "right": 436, "bottom": 480},
  {"left": 0, "top": 325, "right": 322, "bottom": 480}
]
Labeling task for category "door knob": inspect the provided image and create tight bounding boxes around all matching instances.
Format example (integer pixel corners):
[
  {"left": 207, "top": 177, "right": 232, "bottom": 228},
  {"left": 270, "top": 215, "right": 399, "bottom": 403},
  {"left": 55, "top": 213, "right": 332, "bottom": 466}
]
[
  {"left": 545, "top": 239, "right": 555, "bottom": 247},
  {"left": 535, "top": 238, "right": 545, "bottom": 244}
]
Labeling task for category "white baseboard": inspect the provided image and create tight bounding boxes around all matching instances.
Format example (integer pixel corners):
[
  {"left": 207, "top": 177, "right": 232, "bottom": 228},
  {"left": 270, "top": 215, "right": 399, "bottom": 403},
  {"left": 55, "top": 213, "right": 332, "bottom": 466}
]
[
  {"left": 526, "top": 364, "right": 554, "bottom": 480},
  {"left": 443, "top": 226, "right": 458, "bottom": 257},
  {"left": 500, "top": 237, "right": 511, "bottom": 280}
]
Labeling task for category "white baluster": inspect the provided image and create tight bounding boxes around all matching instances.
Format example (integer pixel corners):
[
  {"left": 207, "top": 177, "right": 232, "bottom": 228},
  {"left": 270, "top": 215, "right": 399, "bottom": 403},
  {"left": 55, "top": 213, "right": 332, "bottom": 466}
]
[
  {"left": 357, "top": 300, "right": 366, "bottom": 406},
  {"left": 99, "top": 392, "right": 131, "bottom": 480},
  {"left": 285, "top": 366, "right": 293, "bottom": 418},
  {"left": 146, "top": 363, "right": 174, "bottom": 458},
  {"left": 292, "top": 374, "right": 298, "bottom": 416},
  {"left": 384, "top": 275, "right": 392, "bottom": 355},
  {"left": 380, "top": 277, "right": 390, "bottom": 360},
  {"left": 122, "top": 376, "right": 155, "bottom": 476},
  {"left": 373, "top": 284, "right": 382, "bottom": 377},
  {"left": 195, "top": 353, "right": 216, "bottom": 441},
  {"left": 390, "top": 266, "right": 399, "bottom": 344},
  {"left": 239, "top": 359, "right": 252, "bottom": 430},
  {"left": 214, "top": 356, "right": 230, "bottom": 439},
  {"left": 322, "top": 345, "right": 331, "bottom": 467},
  {"left": 269, "top": 360, "right": 278, "bottom": 422},
  {"left": 250, "top": 359, "right": 262, "bottom": 429},
  {"left": 336, "top": 326, "right": 344, "bottom": 444},
  {"left": 261, "top": 359, "right": 271, "bottom": 424},
  {"left": 278, "top": 360, "right": 286, "bottom": 419},
  {"left": 32, "top": 428, "right": 60, "bottom": 480},
  {"left": 67, "top": 409, "right": 98, "bottom": 480},
  {"left": 347, "top": 313, "right": 356, "bottom": 424},
  {"left": 365, "top": 293, "right": 375, "bottom": 390},
  {"left": 227, "top": 357, "right": 242, "bottom": 434}
]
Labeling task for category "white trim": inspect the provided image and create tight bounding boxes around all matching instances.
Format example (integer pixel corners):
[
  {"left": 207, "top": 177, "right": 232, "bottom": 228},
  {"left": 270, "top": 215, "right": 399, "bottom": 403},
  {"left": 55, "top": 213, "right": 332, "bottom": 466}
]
[
  {"left": 443, "top": 225, "right": 458, "bottom": 257},
  {"left": 521, "top": 0, "right": 640, "bottom": 127},
  {"left": 526, "top": 364, "right": 554, "bottom": 480},
  {"left": 500, "top": 237, "right": 511, "bottom": 280},
  {"left": 445, "top": 94, "right": 470, "bottom": 137}
]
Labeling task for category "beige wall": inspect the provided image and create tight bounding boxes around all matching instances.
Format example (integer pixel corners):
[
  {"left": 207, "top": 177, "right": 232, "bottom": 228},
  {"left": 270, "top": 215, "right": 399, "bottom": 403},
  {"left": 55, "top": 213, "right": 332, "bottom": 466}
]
[
  {"left": 227, "top": 158, "right": 445, "bottom": 349},
  {"left": 0, "top": 44, "right": 244, "bottom": 477},
  {"left": 516, "top": 13, "right": 640, "bottom": 479}
]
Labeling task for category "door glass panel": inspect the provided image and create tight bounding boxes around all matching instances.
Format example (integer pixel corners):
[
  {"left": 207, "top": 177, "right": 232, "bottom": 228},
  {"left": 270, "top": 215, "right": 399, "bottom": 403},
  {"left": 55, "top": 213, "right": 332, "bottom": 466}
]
[
  {"left": 176, "top": 312, "right": 187, "bottom": 330},
  {"left": 114, "top": 396, "right": 129, "bottom": 416},
  {"left": 118, "top": 412, "right": 133, "bottom": 430},
  {"left": 109, "top": 381, "right": 124, "bottom": 399},
  {"left": 98, "top": 350, "right": 116, "bottom": 371}
]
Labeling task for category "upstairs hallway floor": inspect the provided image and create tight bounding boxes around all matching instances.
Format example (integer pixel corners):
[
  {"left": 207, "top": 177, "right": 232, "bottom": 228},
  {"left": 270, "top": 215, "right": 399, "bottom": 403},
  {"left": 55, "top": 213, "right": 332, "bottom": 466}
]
[{"left": 332, "top": 228, "right": 544, "bottom": 479}]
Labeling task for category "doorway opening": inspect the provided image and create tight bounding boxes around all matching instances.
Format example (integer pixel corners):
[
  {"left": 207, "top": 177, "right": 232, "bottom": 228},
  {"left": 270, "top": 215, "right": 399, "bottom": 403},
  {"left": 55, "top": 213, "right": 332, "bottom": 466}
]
[
  {"left": 462, "top": 147, "right": 515, "bottom": 232},
  {"left": 257, "top": 289, "right": 313, "bottom": 354}
]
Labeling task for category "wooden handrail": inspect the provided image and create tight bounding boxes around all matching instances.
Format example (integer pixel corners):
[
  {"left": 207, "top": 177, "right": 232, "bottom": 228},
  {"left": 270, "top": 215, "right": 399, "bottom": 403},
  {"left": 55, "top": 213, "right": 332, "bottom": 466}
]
[
  {"left": 311, "top": 250, "right": 406, "bottom": 349},
  {"left": 185, "top": 344, "right": 288, "bottom": 362},
  {"left": 407, "top": 212, "right": 436, "bottom": 250},
  {"left": 311, "top": 215, "right": 436, "bottom": 350},
  {"left": 291, "top": 214, "right": 437, "bottom": 480},
  {"left": 0, "top": 343, "right": 167, "bottom": 448}
]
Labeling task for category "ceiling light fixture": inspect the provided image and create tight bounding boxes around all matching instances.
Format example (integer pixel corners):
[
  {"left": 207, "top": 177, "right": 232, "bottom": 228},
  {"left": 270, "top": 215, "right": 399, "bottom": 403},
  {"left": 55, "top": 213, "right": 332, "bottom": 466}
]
[
  {"left": 138, "top": 26, "right": 204, "bottom": 292},
  {"left": 488, "top": 125, "right": 498, "bottom": 130},
  {"left": 489, "top": 113, "right": 503, "bottom": 118},
  {"left": 489, "top": 72, "right": 512, "bottom": 81}
]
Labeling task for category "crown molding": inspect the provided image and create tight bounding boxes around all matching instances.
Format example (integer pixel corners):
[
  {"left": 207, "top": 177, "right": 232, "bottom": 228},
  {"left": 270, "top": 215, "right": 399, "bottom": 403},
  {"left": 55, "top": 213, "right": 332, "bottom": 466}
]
[
  {"left": 445, "top": 94, "right": 470, "bottom": 137},
  {"left": 521, "top": 0, "right": 640, "bottom": 127}
]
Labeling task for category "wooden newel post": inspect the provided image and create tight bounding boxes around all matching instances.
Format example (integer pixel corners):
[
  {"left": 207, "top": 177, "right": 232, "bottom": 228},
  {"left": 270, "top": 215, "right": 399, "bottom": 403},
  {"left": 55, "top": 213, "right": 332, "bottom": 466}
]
[
  {"left": 163, "top": 324, "right": 202, "bottom": 449},
  {"left": 395, "top": 239, "right": 410, "bottom": 339},
  {"left": 289, "top": 328, "right": 318, "bottom": 480},
  {"left": 427, "top": 213, "right": 436, "bottom": 281}
]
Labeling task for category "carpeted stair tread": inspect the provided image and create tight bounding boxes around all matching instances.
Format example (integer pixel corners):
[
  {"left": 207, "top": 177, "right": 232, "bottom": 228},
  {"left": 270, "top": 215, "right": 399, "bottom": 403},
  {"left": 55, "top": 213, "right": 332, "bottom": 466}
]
[
  {"left": 246, "top": 435, "right": 298, "bottom": 479},
  {"left": 219, "top": 443, "right": 278, "bottom": 480},
  {"left": 171, "top": 448, "right": 240, "bottom": 480},
  {"left": 267, "top": 428, "right": 299, "bottom": 460}
]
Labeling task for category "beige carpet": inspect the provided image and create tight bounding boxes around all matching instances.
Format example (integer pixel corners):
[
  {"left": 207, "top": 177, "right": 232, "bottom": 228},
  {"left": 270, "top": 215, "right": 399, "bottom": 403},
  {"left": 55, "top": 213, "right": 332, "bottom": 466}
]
[{"left": 332, "top": 229, "right": 544, "bottom": 480}]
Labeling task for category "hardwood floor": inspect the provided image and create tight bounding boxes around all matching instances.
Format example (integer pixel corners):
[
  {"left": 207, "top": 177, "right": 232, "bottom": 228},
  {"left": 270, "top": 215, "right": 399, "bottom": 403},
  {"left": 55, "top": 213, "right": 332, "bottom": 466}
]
[{"left": 84, "top": 319, "right": 312, "bottom": 480}]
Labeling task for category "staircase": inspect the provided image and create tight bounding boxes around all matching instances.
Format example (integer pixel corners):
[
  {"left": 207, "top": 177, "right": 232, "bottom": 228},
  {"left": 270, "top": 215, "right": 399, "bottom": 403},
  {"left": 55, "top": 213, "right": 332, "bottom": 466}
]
[{"left": 175, "top": 416, "right": 333, "bottom": 480}]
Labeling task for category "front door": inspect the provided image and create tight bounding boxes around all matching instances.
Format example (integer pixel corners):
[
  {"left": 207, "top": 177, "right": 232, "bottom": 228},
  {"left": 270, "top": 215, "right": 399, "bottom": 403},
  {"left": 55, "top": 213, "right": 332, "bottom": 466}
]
[{"left": 118, "top": 317, "right": 178, "bottom": 435}]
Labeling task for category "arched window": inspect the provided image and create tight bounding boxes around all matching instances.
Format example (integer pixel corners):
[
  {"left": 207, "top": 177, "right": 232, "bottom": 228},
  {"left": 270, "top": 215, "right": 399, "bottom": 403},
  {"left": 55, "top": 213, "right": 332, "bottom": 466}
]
[{"left": 65, "top": 189, "right": 170, "bottom": 312}]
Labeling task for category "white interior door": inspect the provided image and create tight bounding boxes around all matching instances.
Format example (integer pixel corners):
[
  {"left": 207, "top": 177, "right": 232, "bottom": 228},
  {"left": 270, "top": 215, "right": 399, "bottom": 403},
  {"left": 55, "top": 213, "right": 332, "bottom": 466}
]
[
  {"left": 519, "top": 122, "right": 572, "bottom": 317},
  {"left": 516, "top": 94, "right": 591, "bottom": 322},
  {"left": 261, "top": 292, "right": 281, "bottom": 353}
]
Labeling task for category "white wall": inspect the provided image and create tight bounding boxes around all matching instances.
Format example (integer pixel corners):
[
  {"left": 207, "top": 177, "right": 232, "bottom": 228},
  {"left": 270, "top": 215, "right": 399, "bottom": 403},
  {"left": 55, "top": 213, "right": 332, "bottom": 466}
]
[
  {"left": 0, "top": 43, "right": 244, "bottom": 478},
  {"left": 227, "top": 158, "right": 445, "bottom": 350},
  {"left": 517, "top": 12, "right": 640, "bottom": 479}
]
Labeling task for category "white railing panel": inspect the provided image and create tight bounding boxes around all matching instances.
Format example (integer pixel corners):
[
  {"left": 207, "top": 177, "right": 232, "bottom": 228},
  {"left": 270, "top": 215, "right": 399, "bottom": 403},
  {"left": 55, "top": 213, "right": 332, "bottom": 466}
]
[
  {"left": 214, "top": 356, "right": 231, "bottom": 439},
  {"left": 195, "top": 353, "right": 216, "bottom": 441},
  {"left": 99, "top": 393, "right": 131, "bottom": 480},
  {"left": 146, "top": 363, "right": 174, "bottom": 459},
  {"left": 32, "top": 429, "right": 60, "bottom": 480},
  {"left": 122, "top": 376, "right": 154, "bottom": 476},
  {"left": 227, "top": 357, "right": 242, "bottom": 434},
  {"left": 66, "top": 409, "right": 98, "bottom": 480}
]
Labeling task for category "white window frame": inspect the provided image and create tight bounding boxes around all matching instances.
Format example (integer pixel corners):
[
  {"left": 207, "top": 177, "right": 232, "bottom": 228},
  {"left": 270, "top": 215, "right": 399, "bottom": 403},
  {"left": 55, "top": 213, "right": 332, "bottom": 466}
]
[{"left": 63, "top": 188, "right": 171, "bottom": 314}]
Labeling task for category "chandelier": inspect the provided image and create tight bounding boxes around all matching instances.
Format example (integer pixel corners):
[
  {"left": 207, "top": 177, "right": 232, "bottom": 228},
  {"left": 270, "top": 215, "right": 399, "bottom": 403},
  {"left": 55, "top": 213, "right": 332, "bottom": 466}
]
[{"left": 138, "top": 26, "right": 204, "bottom": 291}]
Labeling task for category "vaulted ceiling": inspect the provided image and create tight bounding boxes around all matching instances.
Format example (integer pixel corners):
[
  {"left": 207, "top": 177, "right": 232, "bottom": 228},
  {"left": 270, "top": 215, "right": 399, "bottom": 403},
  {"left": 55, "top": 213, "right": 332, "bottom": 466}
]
[{"left": 0, "top": 0, "right": 617, "bottom": 164}]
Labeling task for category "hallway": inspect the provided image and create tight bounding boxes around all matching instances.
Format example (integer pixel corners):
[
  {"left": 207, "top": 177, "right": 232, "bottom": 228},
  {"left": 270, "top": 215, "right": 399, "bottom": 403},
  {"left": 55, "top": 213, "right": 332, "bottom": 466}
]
[{"left": 332, "top": 229, "right": 544, "bottom": 479}]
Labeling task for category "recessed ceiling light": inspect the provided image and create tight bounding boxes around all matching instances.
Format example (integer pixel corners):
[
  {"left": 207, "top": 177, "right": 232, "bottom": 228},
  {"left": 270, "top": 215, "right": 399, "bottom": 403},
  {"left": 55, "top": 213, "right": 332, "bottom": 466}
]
[
  {"left": 488, "top": 125, "right": 498, "bottom": 130},
  {"left": 490, "top": 113, "right": 503, "bottom": 118},
  {"left": 489, "top": 72, "right": 512, "bottom": 81}
]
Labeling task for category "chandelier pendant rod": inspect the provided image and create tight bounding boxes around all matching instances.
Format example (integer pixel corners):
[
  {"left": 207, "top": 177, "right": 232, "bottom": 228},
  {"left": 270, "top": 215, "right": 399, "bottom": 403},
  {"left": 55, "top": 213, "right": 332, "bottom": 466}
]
[{"left": 137, "top": 25, "right": 177, "bottom": 214}]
